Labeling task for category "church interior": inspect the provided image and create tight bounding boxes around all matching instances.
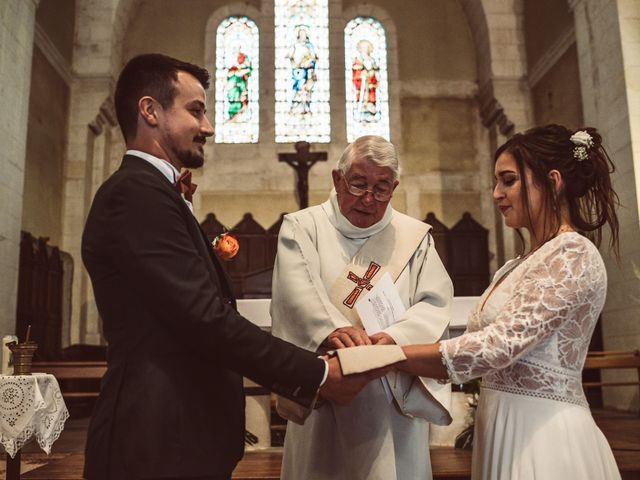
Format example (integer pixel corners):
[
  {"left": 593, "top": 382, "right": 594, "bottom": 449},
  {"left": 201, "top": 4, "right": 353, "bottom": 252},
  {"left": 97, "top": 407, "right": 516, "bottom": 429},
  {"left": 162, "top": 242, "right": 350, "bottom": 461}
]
[{"left": 0, "top": 0, "right": 639, "bottom": 477}]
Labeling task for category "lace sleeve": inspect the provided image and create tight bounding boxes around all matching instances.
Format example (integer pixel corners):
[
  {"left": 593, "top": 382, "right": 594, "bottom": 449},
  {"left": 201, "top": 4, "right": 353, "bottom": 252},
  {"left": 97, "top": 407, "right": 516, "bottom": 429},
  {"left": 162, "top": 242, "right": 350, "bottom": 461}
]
[{"left": 439, "top": 236, "right": 602, "bottom": 384}]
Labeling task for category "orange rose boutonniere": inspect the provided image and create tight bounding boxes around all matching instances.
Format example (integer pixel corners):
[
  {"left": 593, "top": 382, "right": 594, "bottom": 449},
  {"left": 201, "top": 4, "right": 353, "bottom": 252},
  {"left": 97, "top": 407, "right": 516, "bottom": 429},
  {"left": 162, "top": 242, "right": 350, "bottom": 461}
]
[{"left": 212, "top": 232, "right": 239, "bottom": 261}]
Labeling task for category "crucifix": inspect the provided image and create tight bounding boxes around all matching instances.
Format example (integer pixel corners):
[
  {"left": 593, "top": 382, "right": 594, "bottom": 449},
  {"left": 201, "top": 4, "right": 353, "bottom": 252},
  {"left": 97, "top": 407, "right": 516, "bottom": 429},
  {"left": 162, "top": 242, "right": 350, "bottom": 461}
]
[
  {"left": 343, "top": 261, "right": 381, "bottom": 308},
  {"left": 278, "top": 141, "right": 327, "bottom": 209}
]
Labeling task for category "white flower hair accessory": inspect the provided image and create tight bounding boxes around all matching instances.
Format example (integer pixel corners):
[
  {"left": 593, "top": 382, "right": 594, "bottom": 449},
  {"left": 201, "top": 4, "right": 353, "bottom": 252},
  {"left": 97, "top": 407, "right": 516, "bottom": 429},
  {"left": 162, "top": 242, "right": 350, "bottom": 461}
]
[{"left": 570, "top": 130, "right": 594, "bottom": 162}]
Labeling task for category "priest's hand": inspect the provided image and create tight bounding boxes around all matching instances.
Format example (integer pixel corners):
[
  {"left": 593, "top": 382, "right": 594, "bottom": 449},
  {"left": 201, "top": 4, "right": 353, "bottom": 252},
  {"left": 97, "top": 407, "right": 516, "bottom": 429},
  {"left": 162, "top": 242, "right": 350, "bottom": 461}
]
[
  {"left": 369, "top": 332, "right": 396, "bottom": 345},
  {"left": 318, "top": 356, "right": 389, "bottom": 405},
  {"left": 323, "top": 326, "right": 371, "bottom": 349}
]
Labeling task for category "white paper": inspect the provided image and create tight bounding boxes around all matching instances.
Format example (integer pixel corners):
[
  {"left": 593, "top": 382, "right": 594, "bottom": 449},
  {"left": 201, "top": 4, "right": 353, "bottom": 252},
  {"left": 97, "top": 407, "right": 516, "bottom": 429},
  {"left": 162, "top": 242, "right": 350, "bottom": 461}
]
[
  {"left": 355, "top": 272, "right": 407, "bottom": 403},
  {"left": 356, "top": 272, "right": 407, "bottom": 334}
]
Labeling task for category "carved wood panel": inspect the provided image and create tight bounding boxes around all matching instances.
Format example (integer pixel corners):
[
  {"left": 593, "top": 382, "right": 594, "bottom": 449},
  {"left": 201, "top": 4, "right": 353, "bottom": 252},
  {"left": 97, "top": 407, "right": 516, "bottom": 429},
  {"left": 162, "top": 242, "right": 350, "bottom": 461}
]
[
  {"left": 201, "top": 211, "right": 491, "bottom": 299},
  {"left": 16, "top": 232, "right": 64, "bottom": 359}
]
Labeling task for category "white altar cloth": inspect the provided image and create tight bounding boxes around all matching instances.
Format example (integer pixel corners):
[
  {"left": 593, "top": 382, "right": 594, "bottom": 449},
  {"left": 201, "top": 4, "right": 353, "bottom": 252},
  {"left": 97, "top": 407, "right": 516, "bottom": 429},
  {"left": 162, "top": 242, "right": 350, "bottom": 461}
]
[{"left": 0, "top": 373, "right": 69, "bottom": 458}]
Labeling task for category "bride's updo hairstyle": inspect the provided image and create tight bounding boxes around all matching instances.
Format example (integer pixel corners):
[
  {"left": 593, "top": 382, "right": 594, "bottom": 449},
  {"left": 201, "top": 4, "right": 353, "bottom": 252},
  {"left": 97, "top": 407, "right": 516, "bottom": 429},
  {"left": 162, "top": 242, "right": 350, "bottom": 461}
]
[{"left": 495, "top": 124, "right": 619, "bottom": 256}]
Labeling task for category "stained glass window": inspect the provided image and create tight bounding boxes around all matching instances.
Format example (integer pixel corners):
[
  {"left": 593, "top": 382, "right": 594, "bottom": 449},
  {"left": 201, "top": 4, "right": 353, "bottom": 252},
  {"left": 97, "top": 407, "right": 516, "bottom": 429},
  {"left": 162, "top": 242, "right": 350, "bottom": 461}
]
[
  {"left": 215, "top": 16, "right": 259, "bottom": 143},
  {"left": 274, "top": 0, "right": 330, "bottom": 143},
  {"left": 344, "top": 17, "right": 390, "bottom": 142}
]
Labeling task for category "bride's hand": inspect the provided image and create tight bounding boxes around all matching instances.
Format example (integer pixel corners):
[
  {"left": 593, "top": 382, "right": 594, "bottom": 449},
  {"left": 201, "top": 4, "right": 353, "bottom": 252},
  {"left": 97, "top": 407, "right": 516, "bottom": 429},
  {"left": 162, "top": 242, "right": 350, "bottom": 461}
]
[
  {"left": 398, "top": 344, "right": 449, "bottom": 379},
  {"left": 369, "top": 332, "right": 395, "bottom": 345}
]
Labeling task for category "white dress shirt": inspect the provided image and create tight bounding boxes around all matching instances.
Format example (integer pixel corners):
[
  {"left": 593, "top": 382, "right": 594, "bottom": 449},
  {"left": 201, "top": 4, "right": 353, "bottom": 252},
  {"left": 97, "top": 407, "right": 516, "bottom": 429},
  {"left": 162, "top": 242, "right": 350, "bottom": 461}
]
[{"left": 126, "top": 149, "right": 194, "bottom": 213}]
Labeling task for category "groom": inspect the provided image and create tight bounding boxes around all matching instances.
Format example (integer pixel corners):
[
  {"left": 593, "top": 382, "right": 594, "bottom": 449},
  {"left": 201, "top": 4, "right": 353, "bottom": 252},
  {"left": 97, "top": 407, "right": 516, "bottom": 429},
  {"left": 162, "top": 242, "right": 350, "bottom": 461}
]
[{"left": 81, "top": 53, "right": 380, "bottom": 480}]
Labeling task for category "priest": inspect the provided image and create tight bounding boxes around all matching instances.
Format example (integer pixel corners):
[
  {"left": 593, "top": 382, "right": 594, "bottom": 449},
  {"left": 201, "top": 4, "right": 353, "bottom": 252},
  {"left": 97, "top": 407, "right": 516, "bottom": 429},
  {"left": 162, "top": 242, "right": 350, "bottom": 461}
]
[{"left": 271, "top": 135, "right": 453, "bottom": 480}]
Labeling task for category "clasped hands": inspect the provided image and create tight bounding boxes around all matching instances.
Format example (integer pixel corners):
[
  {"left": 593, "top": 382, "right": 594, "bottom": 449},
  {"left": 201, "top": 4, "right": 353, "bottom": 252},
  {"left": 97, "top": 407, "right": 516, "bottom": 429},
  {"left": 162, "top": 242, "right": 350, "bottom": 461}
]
[
  {"left": 323, "top": 325, "right": 395, "bottom": 349},
  {"left": 318, "top": 326, "right": 395, "bottom": 406}
]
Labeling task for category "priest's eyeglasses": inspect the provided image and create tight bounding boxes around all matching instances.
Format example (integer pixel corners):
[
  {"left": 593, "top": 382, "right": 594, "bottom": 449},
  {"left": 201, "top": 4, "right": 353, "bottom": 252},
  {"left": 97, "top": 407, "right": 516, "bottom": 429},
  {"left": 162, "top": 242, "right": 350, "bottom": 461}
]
[{"left": 342, "top": 176, "right": 393, "bottom": 202}]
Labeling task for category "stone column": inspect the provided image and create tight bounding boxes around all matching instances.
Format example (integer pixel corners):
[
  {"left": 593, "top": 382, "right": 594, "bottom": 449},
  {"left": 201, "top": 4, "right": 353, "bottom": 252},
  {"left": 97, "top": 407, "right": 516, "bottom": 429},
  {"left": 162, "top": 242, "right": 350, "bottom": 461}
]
[
  {"left": 617, "top": 0, "right": 640, "bottom": 219},
  {"left": 0, "top": 0, "right": 38, "bottom": 338},
  {"left": 462, "top": 0, "right": 535, "bottom": 264},
  {"left": 571, "top": 0, "right": 640, "bottom": 412},
  {"left": 61, "top": 0, "right": 117, "bottom": 345}
]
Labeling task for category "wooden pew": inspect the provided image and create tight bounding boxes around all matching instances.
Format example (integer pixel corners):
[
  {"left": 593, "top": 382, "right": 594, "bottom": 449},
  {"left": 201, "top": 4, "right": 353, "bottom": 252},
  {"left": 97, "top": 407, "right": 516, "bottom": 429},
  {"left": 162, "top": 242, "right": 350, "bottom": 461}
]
[
  {"left": 583, "top": 350, "right": 640, "bottom": 415},
  {"left": 33, "top": 361, "right": 107, "bottom": 378},
  {"left": 29, "top": 360, "right": 106, "bottom": 417}
]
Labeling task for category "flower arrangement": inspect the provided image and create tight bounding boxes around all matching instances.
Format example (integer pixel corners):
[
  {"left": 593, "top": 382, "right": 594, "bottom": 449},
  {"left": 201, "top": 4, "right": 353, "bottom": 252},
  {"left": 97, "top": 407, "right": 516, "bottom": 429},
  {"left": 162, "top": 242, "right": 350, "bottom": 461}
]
[
  {"left": 570, "top": 130, "right": 594, "bottom": 162},
  {"left": 212, "top": 232, "right": 239, "bottom": 261},
  {"left": 454, "top": 378, "right": 481, "bottom": 449}
]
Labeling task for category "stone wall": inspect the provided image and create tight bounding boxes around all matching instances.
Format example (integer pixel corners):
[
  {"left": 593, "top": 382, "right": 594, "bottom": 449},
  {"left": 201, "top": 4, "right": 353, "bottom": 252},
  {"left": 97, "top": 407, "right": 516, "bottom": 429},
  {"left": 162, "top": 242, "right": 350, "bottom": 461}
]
[
  {"left": 21, "top": 46, "right": 70, "bottom": 246},
  {"left": 35, "top": 0, "right": 75, "bottom": 64},
  {"left": 603, "top": 0, "right": 640, "bottom": 413},
  {"left": 524, "top": 0, "right": 573, "bottom": 70},
  {"left": 119, "top": 0, "right": 487, "bottom": 233},
  {"left": 524, "top": 0, "right": 582, "bottom": 128},
  {"left": 531, "top": 45, "right": 583, "bottom": 128},
  {"left": 0, "top": 0, "right": 38, "bottom": 338},
  {"left": 573, "top": 0, "right": 640, "bottom": 412}
]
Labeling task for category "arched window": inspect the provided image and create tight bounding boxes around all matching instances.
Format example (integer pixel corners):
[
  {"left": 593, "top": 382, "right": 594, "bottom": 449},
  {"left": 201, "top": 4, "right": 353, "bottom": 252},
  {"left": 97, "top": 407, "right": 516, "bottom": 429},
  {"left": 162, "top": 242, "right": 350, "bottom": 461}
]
[
  {"left": 344, "top": 17, "right": 390, "bottom": 141},
  {"left": 215, "top": 16, "right": 259, "bottom": 143},
  {"left": 274, "top": 0, "right": 330, "bottom": 143}
]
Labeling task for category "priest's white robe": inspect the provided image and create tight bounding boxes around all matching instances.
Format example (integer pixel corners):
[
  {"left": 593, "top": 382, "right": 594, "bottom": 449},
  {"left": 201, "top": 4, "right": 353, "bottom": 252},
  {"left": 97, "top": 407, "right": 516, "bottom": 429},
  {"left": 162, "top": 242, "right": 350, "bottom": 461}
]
[{"left": 271, "top": 191, "right": 453, "bottom": 480}]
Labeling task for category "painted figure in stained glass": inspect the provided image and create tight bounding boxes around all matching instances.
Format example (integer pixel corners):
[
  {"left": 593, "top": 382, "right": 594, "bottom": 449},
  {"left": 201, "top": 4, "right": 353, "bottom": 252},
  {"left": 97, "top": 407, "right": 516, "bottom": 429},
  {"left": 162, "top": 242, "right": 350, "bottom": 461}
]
[
  {"left": 352, "top": 39, "right": 380, "bottom": 122},
  {"left": 226, "top": 49, "right": 252, "bottom": 121},
  {"left": 287, "top": 25, "right": 317, "bottom": 114},
  {"left": 344, "top": 16, "right": 389, "bottom": 142},
  {"left": 275, "top": 0, "right": 330, "bottom": 142},
  {"left": 215, "top": 15, "right": 259, "bottom": 143}
]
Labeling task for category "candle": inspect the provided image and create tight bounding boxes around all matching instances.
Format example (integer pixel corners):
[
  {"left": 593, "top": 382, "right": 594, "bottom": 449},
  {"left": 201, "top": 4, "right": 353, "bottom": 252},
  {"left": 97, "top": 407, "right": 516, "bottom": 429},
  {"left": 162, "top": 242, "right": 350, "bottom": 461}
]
[{"left": 2, "top": 335, "right": 18, "bottom": 375}]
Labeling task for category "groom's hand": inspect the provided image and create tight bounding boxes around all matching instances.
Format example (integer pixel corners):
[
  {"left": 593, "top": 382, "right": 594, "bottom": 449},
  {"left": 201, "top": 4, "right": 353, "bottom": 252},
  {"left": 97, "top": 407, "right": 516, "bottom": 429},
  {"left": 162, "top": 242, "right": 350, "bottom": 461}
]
[
  {"left": 323, "top": 326, "right": 371, "bottom": 349},
  {"left": 318, "top": 356, "right": 389, "bottom": 405}
]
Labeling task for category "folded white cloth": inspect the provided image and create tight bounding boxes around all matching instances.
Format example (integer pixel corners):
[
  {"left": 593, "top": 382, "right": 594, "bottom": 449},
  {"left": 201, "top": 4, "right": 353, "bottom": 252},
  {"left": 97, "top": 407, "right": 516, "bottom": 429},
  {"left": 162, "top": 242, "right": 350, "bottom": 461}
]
[
  {"left": 276, "top": 345, "right": 406, "bottom": 425},
  {"left": 335, "top": 345, "right": 406, "bottom": 375}
]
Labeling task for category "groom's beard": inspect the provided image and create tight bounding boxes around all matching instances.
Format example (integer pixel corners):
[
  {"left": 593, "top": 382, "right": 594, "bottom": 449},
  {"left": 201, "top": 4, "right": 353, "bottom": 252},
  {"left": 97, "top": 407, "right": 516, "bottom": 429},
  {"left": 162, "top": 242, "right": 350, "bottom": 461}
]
[
  {"left": 176, "top": 136, "right": 206, "bottom": 169},
  {"left": 179, "top": 150, "right": 204, "bottom": 169}
]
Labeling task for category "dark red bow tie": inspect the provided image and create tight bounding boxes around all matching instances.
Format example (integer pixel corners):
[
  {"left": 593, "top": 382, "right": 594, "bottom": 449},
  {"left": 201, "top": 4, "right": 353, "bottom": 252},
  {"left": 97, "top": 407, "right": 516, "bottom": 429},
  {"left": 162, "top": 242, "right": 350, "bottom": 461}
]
[{"left": 176, "top": 170, "right": 197, "bottom": 203}]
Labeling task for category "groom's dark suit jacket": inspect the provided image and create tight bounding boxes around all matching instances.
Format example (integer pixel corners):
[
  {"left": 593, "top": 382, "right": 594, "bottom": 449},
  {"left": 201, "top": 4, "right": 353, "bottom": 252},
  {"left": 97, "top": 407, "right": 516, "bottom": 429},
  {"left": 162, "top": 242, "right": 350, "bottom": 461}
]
[{"left": 82, "top": 155, "right": 324, "bottom": 480}]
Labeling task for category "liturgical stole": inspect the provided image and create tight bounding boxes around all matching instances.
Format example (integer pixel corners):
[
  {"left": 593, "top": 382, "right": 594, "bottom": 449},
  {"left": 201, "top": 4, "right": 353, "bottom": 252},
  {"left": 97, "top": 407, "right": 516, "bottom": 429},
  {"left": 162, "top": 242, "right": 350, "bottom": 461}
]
[{"left": 328, "top": 214, "right": 432, "bottom": 326}]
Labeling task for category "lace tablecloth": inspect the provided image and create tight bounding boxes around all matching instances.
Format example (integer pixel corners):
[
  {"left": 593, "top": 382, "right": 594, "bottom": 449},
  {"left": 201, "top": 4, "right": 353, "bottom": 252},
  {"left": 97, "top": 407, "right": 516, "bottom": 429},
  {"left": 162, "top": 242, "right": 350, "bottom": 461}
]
[{"left": 0, "top": 373, "right": 69, "bottom": 458}]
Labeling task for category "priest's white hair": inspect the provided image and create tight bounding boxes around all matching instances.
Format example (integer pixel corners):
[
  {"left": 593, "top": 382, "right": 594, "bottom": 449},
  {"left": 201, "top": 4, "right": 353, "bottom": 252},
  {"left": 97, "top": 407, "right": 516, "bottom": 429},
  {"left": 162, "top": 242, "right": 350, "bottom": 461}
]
[{"left": 337, "top": 135, "right": 401, "bottom": 181}]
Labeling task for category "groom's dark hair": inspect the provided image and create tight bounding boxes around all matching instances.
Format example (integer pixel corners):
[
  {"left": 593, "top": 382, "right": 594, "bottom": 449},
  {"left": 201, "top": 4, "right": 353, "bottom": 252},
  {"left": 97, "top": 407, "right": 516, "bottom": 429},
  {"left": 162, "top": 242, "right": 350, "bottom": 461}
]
[{"left": 114, "top": 53, "right": 210, "bottom": 142}]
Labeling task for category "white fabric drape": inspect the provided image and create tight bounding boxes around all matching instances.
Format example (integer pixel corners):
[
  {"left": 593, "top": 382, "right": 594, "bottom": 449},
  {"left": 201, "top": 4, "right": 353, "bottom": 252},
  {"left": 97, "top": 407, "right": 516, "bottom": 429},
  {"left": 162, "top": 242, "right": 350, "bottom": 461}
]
[{"left": 0, "top": 373, "right": 69, "bottom": 458}]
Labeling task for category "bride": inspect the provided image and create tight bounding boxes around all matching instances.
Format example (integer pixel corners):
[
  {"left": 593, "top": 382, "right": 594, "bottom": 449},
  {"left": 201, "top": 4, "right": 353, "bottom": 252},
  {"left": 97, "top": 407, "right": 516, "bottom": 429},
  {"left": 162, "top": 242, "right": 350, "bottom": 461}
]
[{"left": 397, "top": 124, "right": 621, "bottom": 479}]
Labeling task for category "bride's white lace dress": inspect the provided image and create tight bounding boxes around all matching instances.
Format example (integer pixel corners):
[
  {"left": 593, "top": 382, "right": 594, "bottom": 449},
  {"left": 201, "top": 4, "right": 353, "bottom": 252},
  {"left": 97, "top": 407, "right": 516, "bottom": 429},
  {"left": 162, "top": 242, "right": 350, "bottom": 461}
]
[{"left": 440, "top": 232, "right": 620, "bottom": 479}]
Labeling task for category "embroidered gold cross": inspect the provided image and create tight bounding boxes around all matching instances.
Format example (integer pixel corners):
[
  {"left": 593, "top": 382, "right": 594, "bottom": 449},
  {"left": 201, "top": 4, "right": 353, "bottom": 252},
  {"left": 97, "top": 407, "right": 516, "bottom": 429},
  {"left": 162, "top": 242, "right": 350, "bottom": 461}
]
[{"left": 343, "top": 262, "right": 381, "bottom": 308}]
